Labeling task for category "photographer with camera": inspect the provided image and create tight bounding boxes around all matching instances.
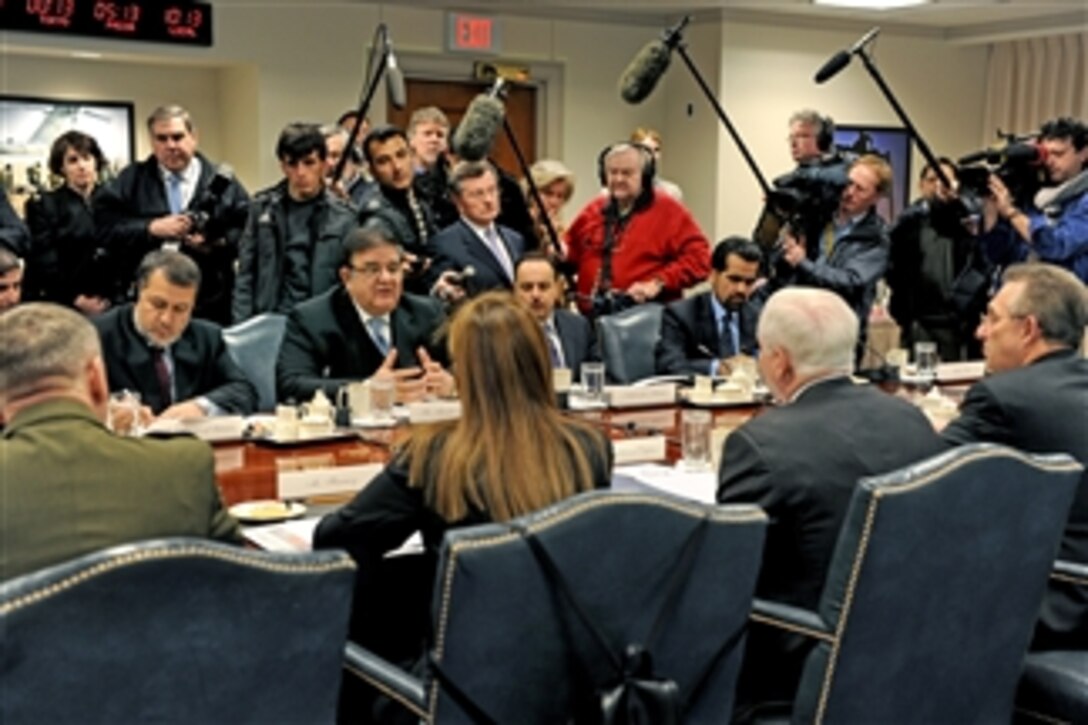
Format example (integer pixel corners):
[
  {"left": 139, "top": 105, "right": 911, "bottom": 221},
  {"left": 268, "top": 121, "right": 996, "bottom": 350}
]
[
  {"left": 980, "top": 117, "right": 1088, "bottom": 284},
  {"left": 771, "top": 154, "right": 892, "bottom": 355},
  {"left": 886, "top": 158, "right": 992, "bottom": 361},
  {"left": 566, "top": 142, "right": 709, "bottom": 316},
  {"left": 95, "top": 105, "right": 249, "bottom": 325}
]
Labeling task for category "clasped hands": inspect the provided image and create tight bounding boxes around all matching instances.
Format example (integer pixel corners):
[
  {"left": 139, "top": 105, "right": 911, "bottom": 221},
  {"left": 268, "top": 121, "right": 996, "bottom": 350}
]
[{"left": 372, "top": 347, "right": 455, "bottom": 403}]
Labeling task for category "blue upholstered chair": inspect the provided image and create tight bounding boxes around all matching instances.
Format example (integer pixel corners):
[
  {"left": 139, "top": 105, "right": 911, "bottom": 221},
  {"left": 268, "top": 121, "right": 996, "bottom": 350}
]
[
  {"left": 0, "top": 538, "right": 355, "bottom": 725},
  {"left": 744, "top": 444, "right": 1082, "bottom": 724},
  {"left": 596, "top": 303, "right": 663, "bottom": 383},
  {"left": 223, "top": 312, "right": 287, "bottom": 411},
  {"left": 343, "top": 490, "right": 768, "bottom": 723},
  {"left": 1016, "top": 560, "right": 1088, "bottom": 724}
]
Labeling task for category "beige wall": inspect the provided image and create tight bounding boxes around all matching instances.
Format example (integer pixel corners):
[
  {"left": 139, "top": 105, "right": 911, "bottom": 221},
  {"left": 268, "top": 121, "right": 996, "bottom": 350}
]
[{"left": 0, "top": 4, "right": 988, "bottom": 240}]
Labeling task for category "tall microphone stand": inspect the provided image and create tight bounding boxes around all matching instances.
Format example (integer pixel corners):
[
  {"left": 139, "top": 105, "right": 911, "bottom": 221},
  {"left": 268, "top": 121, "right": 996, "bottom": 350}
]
[{"left": 333, "top": 23, "right": 393, "bottom": 185}]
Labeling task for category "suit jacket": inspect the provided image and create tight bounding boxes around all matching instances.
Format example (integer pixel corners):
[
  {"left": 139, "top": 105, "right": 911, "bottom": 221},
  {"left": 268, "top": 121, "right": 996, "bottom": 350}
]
[
  {"left": 718, "top": 377, "right": 944, "bottom": 609},
  {"left": 94, "top": 152, "right": 250, "bottom": 324},
  {"left": 0, "top": 399, "right": 240, "bottom": 581},
  {"left": 655, "top": 292, "right": 760, "bottom": 376},
  {"left": 942, "top": 349, "right": 1088, "bottom": 648},
  {"left": 553, "top": 308, "right": 598, "bottom": 379},
  {"left": 94, "top": 303, "right": 257, "bottom": 415},
  {"left": 276, "top": 286, "right": 448, "bottom": 403},
  {"left": 427, "top": 220, "right": 526, "bottom": 295}
]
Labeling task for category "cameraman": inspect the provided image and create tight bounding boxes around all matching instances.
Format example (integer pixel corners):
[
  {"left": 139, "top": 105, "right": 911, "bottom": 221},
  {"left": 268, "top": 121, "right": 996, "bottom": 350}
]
[
  {"left": 95, "top": 105, "right": 249, "bottom": 324},
  {"left": 981, "top": 117, "right": 1088, "bottom": 283}
]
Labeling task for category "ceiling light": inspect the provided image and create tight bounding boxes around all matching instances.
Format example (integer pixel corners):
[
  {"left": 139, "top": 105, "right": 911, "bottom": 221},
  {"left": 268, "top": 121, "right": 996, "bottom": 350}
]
[{"left": 814, "top": 0, "right": 930, "bottom": 9}]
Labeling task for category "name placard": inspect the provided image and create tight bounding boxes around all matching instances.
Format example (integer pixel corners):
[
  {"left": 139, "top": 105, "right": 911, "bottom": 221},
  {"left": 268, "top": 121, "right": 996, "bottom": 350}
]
[
  {"left": 607, "top": 384, "right": 677, "bottom": 409},
  {"left": 277, "top": 462, "right": 383, "bottom": 500},
  {"left": 406, "top": 400, "right": 463, "bottom": 423},
  {"left": 613, "top": 435, "right": 668, "bottom": 465}
]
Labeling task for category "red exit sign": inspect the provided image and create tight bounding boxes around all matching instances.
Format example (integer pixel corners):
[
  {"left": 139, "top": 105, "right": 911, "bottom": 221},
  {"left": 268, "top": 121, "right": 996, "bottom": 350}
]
[{"left": 446, "top": 12, "right": 500, "bottom": 54}]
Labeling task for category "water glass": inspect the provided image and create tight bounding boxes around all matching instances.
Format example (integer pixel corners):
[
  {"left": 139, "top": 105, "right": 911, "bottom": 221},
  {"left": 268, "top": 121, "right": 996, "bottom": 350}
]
[
  {"left": 580, "top": 362, "right": 606, "bottom": 404},
  {"left": 368, "top": 377, "right": 395, "bottom": 422},
  {"left": 914, "top": 341, "right": 938, "bottom": 382},
  {"left": 681, "top": 409, "right": 713, "bottom": 471},
  {"left": 107, "top": 389, "right": 143, "bottom": 437}
]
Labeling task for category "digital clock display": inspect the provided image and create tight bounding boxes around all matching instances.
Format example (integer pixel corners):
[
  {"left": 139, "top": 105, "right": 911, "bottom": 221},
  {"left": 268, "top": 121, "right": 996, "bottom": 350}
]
[{"left": 1, "top": 1, "right": 213, "bottom": 47}]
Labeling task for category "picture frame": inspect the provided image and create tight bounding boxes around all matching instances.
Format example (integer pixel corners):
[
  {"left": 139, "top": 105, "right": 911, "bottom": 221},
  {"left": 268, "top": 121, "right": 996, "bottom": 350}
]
[
  {"left": 0, "top": 95, "right": 135, "bottom": 198},
  {"left": 832, "top": 124, "right": 913, "bottom": 223}
]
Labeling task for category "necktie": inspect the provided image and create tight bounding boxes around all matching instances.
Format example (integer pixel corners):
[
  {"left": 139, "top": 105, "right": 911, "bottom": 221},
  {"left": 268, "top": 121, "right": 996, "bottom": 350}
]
[
  {"left": 368, "top": 317, "right": 390, "bottom": 355},
  {"left": 167, "top": 173, "right": 184, "bottom": 214},
  {"left": 151, "top": 347, "right": 173, "bottom": 406},
  {"left": 484, "top": 226, "right": 514, "bottom": 281},
  {"left": 720, "top": 312, "right": 738, "bottom": 358},
  {"left": 544, "top": 324, "right": 564, "bottom": 368},
  {"left": 821, "top": 222, "right": 836, "bottom": 259}
]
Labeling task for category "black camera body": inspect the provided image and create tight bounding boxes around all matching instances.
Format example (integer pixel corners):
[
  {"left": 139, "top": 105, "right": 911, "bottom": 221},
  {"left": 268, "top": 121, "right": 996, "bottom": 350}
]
[
  {"left": 186, "top": 167, "right": 238, "bottom": 240},
  {"left": 755, "top": 155, "right": 850, "bottom": 250},
  {"left": 957, "top": 141, "right": 1046, "bottom": 210},
  {"left": 590, "top": 291, "right": 637, "bottom": 318}
]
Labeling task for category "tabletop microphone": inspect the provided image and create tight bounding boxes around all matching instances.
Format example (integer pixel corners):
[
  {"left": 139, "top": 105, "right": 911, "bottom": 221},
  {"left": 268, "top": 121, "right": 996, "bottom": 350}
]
[
  {"left": 815, "top": 26, "right": 880, "bottom": 84},
  {"left": 452, "top": 81, "right": 506, "bottom": 161},
  {"left": 619, "top": 15, "right": 691, "bottom": 104}
]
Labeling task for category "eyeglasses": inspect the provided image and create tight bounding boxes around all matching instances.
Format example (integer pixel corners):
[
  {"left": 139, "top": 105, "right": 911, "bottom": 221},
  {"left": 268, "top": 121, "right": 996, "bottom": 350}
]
[
  {"left": 979, "top": 309, "right": 1027, "bottom": 326},
  {"left": 348, "top": 262, "right": 403, "bottom": 278},
  {"left": 461, "top": 185, "right": 499, "bottom": 201}
]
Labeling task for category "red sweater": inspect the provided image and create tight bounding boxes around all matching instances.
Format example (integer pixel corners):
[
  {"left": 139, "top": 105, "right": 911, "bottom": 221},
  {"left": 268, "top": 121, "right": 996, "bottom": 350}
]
[{"left": 565, "top": 190, "right": 711, "bottom": 313}]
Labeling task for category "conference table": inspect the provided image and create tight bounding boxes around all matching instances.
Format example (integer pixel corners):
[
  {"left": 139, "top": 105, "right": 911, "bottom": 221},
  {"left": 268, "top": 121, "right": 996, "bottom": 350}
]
[{"left": 211, "top": 369, "right": 975, "bottom": 508}]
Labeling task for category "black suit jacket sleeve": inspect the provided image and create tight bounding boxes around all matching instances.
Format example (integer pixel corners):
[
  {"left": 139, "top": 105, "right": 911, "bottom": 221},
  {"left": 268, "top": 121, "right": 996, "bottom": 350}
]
[
  {"left": 0, "top": 189, "right": 30, "bottom": 255},
  {"left": 940, "top": 382, "right": 1010, "bottom": 447},
  {"left": 655, "top": 300, "right": 714, "bottom": 376},
  {"left": 716, "top": 428, "right": 775, "bottom": 507},
  {"left": 276, "top": 304, "right": 363, "bottom": 403}
]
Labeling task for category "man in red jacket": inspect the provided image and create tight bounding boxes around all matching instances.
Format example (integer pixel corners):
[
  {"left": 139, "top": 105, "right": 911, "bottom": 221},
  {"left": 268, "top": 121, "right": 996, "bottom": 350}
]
[{"left": 566, "top": 143, "right": 710, "bottom": 316}]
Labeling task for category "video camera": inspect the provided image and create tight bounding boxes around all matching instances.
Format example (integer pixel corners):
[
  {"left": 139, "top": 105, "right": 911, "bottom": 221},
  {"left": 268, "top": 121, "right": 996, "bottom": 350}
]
[
  {"left": 957, "top": 133, "right": 1046, "bottom": 209},
  {"left": 186, "top": 165, "right": 241, "bottom": 240},
  {"left": 754, "top": 156, "right": 850, "bottom": 249}
]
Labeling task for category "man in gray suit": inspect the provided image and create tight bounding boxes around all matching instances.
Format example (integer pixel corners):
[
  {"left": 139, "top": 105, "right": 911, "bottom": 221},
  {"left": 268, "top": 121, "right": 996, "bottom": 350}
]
[
  {"left": 942, "top": 262, "right": 1088, "bottom": 649},
  {"left": 514, "top": 252, "right": 597, "bottom": 380},
  {"left": 0, "top": 303, "right": 240, "bottom": 582}
]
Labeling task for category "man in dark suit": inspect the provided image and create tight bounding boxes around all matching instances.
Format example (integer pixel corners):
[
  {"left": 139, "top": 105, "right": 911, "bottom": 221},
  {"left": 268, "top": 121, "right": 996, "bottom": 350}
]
[
  {"left": 276, "top": 226, "right": 453, "bottom": 403},
  {"left": 718, "top": 287, "right": 943, "bottom": 713},
  {"left": 94, "top": 105, "right": 249, "bottom": 325},
  {"left": 429, "top": 160, "right": 526, "bottom": 303},
  {"left": 942, "top": 262, "right": 1088, "bottom": 649},
  {"left": 0, "top": 303, "right": 240, "bottom": 581},
  {"left": 655, "top": 236, "right": 763, "bottom": 376},
  {"left": 94, "top": 250, "right": 257, "bottom": 419},
  {"left": 514, "top": 252, "right": 597, "bottom": 380}
]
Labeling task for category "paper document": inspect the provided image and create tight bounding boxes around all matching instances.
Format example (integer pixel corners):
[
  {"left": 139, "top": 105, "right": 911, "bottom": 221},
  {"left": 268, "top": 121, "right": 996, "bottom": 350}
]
[{"left": 612, "top": 463, "right": 717, "bottom": 504}]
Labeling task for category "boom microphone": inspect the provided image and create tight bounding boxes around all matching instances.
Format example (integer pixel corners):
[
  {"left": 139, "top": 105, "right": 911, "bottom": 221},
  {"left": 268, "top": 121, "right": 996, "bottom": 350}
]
[
  {"left": 452, "top": 81, "right": 506, "bottom": 161},
  {"left": 618, "top": 15, "right": 691, "bottom": 104},
  {"left": 815, "top": 26, "right": 880, "bottom": 84},
  {"left": 386, "top": 43, "right": 406, "bottom": 110}
]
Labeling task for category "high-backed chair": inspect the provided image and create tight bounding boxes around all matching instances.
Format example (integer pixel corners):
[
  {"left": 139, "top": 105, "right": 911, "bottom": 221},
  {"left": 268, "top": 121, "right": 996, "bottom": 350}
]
[
  {"left": 344, "top": 490, "right": 767, "bottom": 723},
  {"left": 0, "top": 538, "right": 356, "bottom": 725},
  {"left": 1016, "top": 560, "right": 1088, "bottom": 724},
  {"left": 223, "top": 312, "right": 287, "bottom": 411},
  {"left": 745, "top": 444, "right": 1082, "bottom": 724},
  {"left": 596, "top": 303, "right": 663, "bottom": 383}
]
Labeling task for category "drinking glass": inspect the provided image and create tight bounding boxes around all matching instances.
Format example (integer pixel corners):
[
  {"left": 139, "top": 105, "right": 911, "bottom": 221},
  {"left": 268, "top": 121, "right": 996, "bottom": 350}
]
[
  {"left": 368, "top": 377, "right": 395, "bottom": 422},
  {"left": 580, "top": 362, "right": 606, "bottom": 404},
  {"left": 107, "top": 390, "right": 143, "bottom": 437},
  {"left": 681, "top": 409, "right": 713, "bottom": 471},
  {"left": 914, "top": 341, "right": 938, "bottom": 382}
]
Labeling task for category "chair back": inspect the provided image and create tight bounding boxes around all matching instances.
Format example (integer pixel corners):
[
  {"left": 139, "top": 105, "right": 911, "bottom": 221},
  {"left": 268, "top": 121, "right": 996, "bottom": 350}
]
[
  {"left": 792, "top": 444, "right": 1082, "bottom": 724},
  {"left": 596, "top": 303, "right": 663, "bottom": 383},
  {"left": 223, "top": 312, "right": 287, "bottom": 411},
  {"left": 426, "top": 490, "right": 767, "bottom": 723},
  {"left": 0, "top": 538, "right": 355, "bottom": 725}
]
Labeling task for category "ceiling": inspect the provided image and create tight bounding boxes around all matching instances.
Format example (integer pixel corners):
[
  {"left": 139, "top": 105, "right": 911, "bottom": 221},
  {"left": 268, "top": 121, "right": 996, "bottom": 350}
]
[{"left": 357, "top": 0, "right": 1088, "bottom": 42}]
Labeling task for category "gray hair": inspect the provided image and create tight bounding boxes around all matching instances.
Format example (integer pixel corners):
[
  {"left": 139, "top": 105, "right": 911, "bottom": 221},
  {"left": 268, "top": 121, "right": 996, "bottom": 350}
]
[
  {"left": 1003, "top": 263, "right": 1088, "bottom": 349},
  {"left": 448, "top": 159, "right": 498, "bottom": 196},
  {"left": 135, "top": 250, "right": 201, "bottom": 291},
  {"left": 0, "top": 246, "right": 22, "bottom": 275},
  {"left": 146, "top": 104, "right": 194, "bottom": 133},
  {"left": 758, "top": 287, "right": 858, "bottom": 378},
  {"left": 0, "top": 303, "right": 101, "bottom": 401}
]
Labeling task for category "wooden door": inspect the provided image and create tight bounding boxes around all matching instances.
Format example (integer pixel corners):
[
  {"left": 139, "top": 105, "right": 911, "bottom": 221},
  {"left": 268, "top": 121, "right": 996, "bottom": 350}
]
[{"left": 388, "top": 79, "right": 537, "bottom": 179}]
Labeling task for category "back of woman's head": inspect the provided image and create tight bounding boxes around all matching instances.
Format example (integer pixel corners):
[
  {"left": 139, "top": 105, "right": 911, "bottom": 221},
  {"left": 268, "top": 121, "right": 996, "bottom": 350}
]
[{"left": 449, "top": 291, "right": 554, "bottom": 420}]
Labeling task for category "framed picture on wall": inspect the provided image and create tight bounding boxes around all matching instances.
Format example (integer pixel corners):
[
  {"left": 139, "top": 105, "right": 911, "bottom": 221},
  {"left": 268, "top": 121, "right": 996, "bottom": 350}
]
[
  {"left": 0, "top": 95, "right": 135, "bottom": 198},
  {"left": 832, "top": 124, "right": 912, "bottom": 223}
]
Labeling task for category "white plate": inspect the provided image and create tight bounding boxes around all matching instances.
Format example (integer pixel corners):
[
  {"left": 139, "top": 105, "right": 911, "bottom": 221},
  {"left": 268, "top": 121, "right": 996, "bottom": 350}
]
[{"left": 229, "top": 500, "right": 307, "bottom": 524}]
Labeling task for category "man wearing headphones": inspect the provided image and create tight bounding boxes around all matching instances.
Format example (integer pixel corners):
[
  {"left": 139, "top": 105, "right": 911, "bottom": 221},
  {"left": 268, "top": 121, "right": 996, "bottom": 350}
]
[{"left": 566, "top": 142, "right": 710, "bottom": 316}]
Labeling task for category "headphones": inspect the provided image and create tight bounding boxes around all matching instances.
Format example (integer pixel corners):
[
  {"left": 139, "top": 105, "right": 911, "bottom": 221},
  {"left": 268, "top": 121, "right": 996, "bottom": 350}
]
[
  {"left": 597, "top": 141, "right": 656, "bottom": 191},
  {"left": 815, "top": 115, "right": 836, "bottom": 153}
]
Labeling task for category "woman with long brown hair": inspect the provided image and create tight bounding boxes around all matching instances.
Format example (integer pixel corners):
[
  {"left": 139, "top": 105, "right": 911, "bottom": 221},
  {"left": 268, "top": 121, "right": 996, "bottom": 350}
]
[{"left": 314, "top": 290, "right": 612, "bottom": 643}]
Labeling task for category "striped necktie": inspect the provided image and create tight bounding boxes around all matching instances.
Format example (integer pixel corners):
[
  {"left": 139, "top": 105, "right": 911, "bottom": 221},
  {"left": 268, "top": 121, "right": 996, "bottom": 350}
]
[
  {"left": 368, "top": 317, "right": 390, "bottom": 355},
  {"left": 167, "top": 173, "right": 184, "bottom": 214}
]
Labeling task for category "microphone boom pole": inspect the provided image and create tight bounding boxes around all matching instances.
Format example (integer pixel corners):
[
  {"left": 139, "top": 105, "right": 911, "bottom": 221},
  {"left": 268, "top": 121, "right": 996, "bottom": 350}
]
[{"left": 334, "top": 23, "right": 393, "bottom": 186}]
